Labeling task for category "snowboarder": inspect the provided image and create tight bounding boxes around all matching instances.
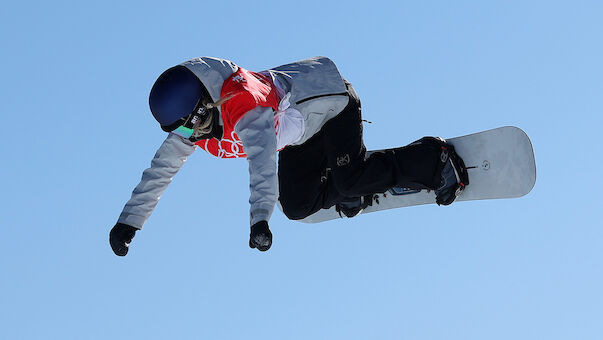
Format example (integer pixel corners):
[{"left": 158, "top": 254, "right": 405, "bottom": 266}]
[{"left": 109, "top": 56, "right": 468, "bottom": 256}]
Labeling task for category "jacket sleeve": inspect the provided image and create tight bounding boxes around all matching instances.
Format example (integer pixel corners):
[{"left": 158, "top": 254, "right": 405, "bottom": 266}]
[
  {"left": 117, "top": 133, "right": 196, "bottom": 229},
  {"left": 234, "top": 106, "right": 278, "bottom": 226}
]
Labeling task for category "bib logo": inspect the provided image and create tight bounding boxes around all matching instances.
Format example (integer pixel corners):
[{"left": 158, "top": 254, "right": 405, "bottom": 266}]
[{"left": 232, "top": 75, "right": 246, "bottom": 83}]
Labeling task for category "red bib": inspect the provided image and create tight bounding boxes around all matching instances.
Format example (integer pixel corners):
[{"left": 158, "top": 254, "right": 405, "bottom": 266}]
[{"left": 195, "top": 68, "right": 280, "bottom": 158}]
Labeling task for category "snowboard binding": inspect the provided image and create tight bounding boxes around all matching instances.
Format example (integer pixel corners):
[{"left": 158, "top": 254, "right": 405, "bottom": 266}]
[
  {"left": 335, "top": 194, "right": 377, "bottom": 218},
  {"left": 434, "top": 140, "right": 469, "bottom": 206}
]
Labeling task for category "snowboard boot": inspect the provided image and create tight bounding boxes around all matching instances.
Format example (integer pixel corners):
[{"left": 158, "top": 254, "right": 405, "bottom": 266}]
[
  {"left": 434, "top": 140, "right": 469, "bottom": 205},
  {"left": 335, "top": 194, "right": 376, "bottom": 218}
]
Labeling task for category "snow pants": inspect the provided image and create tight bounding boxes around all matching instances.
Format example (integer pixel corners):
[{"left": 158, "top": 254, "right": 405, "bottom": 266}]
[{"left": 278, "top": 82, "right": 443, "bottom": 220}]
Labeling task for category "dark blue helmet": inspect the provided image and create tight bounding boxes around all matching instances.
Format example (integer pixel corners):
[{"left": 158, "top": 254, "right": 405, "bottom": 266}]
[{"left": 149, "top": 65, "right": 210, "bottom": 132}]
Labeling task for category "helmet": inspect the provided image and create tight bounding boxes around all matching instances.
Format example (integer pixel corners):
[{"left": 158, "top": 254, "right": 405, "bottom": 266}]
[{"left": 149, "top": 65, "right": 210, "bottom": 132}]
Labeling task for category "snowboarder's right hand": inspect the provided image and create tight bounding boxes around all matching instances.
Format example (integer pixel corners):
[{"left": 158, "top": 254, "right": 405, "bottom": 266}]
[
  {"left": 110, "top": 223, "right": 138, "bottom": 256},
  {"left": 249, "top": 221, "right": 272, "bottom": 252}
]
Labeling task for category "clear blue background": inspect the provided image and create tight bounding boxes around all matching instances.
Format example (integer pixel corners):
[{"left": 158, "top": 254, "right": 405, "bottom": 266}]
[{"left": 1, "top": 1, "right": 602, "bottom": 339}]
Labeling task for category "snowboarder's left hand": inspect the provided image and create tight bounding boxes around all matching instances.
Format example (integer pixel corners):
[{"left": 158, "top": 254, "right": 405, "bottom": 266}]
[
  {"left": 110, "top": 223, "right": 138, "bottom": 256},
  {"left": 249, "top": 220, "right": 272, "bottom": 252}
]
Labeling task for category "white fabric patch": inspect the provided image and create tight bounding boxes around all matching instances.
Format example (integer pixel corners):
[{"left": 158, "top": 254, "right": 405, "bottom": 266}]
[{"left": 274, "top": 92, "right": 305, "bottom": 150}]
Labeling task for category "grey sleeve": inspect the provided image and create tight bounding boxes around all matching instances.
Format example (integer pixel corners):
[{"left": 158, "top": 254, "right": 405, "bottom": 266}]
[
  {"left": 234, "top": 106, "right": 278, "bottom": 226},
  {"left": 117, "top": 133, "right": 196, "bottom": 229}
]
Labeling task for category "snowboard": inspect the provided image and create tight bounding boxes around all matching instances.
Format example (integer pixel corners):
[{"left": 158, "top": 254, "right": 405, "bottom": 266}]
[{"left": 294, "top": 126, "right": 536, "bottom": 223}]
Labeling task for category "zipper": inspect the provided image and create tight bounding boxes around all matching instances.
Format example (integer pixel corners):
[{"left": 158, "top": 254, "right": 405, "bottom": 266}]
[{"left": 295, "top": 92, "right": 349, "bottom": 105}]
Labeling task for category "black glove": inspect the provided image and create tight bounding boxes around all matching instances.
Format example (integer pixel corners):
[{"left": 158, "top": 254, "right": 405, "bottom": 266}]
[
  {"left": 249, "top": 221, "right": 272, "bottom": 252},
  {"left": 109, "top": 223, "right": 138, "bottom": 256}
]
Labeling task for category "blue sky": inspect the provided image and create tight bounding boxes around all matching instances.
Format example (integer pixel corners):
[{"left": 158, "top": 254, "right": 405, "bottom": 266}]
[{"left": 1, "top": 1, "right": 602, "bottom": 339}]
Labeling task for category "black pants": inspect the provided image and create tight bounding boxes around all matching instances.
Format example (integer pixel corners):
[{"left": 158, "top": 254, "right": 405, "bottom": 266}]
[{"left": 278, "top": 83, "right": 443, "bottom": 220}]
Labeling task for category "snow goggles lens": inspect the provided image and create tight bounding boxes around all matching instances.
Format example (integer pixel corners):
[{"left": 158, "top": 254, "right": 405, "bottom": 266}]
[{"left": 172, "top": 125, "right": 194, "bottom": 139}]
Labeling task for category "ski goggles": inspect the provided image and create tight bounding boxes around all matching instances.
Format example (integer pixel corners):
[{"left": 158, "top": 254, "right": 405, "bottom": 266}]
[
  {"left": 171, "top": 99, "right": 211, "bottom": 140},
  {"left": 172, "top": 125, "right": 195, "bottom": 139}
]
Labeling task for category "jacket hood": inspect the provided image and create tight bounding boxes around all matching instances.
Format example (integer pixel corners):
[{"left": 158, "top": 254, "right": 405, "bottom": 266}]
[{"left": 181, "top": 57, "right": 239, "bottom": 103}]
